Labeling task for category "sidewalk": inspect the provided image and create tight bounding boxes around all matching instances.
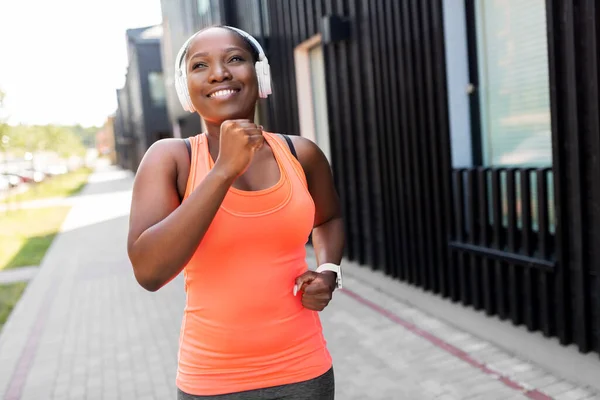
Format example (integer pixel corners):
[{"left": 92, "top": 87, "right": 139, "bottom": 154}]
[{"left": 0, "top": 165, "right": 598, "bottom": 400}]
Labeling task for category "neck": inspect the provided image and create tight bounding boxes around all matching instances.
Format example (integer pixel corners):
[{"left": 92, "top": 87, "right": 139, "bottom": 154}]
[{"left": 203, "top": 116, "right": 255, "bottom": 159}]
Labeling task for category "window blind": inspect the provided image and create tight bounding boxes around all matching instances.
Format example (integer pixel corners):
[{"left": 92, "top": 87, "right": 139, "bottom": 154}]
[{"left": 475, "top": 0, "right": 552, "bottom": 167}]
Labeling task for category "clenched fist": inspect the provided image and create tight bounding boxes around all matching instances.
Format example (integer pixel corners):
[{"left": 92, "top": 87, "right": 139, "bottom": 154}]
[
  {"left": 214, "top": 119, "right": 264, "bottom": 179},
  {"left": 293, "top": 271, "right": 337, "bottom": 311}
]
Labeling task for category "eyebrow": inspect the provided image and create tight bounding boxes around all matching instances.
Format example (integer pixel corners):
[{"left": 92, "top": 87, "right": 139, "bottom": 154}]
[{"left": 188, "top": 47, "right": 246, "bottom": 61}]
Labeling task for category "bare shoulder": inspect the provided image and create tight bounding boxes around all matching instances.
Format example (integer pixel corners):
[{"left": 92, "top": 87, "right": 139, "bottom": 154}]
[
  {"left": 142, "top": 138, "right": 188, "bottom": 164},
  {"left": 286, "top": 135, "right": 329, "bottom": 170},
  {"left": 135, "top": 138, "right": 190, "bottom": 198}
]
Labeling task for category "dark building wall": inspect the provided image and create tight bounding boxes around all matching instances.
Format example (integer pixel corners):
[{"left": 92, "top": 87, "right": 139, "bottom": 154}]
[
  {"left": 116, "top": 26, "right": 171, "bottom": 172},
  {"left": 545, "top": 0, "right": 600, "bottom": 354},
  {"left": 229, "top": 0, "right": 600, "bottom": 355},
  {"left": 115, "top": 84, "right": 137, "bottom": 172},
  {"left": 136, "top": 41, "right": 171, "bottom": 142},
  {"left": 126, "top": 47, "right": 146, "bottom": 169}
]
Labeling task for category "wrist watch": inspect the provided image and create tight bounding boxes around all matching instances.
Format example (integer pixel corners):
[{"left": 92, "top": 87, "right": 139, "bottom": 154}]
[{"left": 316, "top": 263, "right": 343, "bottom": 290}]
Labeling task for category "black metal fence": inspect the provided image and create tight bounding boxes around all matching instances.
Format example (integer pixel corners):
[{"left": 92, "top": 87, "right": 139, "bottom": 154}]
[{"left": 449, "top": 167, "right": 557, "bottom": 334}]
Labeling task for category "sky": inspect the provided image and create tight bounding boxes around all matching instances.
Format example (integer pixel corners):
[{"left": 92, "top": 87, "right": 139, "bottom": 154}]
[{"left": 0, "top": 0, "right": 163, "bottom": 127}]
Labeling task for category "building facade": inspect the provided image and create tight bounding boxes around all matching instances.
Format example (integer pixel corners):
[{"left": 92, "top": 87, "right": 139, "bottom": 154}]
[
  {"left": 114, "top": 25, "right": 171, "bottom": 172},
  {"left": 96, "top": 116, "right": 117, "bottom": 164},
  {"left": 158, "top": 0, "right": 600, "bottom": 356}
]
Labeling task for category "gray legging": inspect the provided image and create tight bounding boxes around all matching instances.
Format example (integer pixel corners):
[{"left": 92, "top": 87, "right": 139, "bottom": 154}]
[{"left": 177, "top": 368, "right": 335, "bottom": 400}]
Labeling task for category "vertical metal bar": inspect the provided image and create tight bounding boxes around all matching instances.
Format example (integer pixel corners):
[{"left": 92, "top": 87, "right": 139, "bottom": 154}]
[
  {"left": 396, "top": 0, "right": 419, "bottom": 284},
  {"left": 358, "top": 0, "right": 386, "bottom": 269},
  {"left": 383, "top": 0, "right": 408, "bottom": 280},
  {"left": 464, "top": 0, "right": 483, "bottom": 166},
  {"left": 506, "top": 169, "right": 522, "bottom": 325},
  {"left": 448, "top": 171, "right": 460, "bottom": 301},
  {"left": 319, "top": 0, "right": 353, "bottom": 263},
  {"left": 391, "top": 0, "right": 414, "bottom": 282},
  {"left": 296, "top": 0, "right": 307, "bottom": 41},
  {"left": 286, "top": 0, "right": 300, "bottom": 134},
  {"left": 431, "top": 0, "right": 454, "bottom": 298},
  {"left": 374, "top": 0, "right": 401, "bottom": 276},
  {"left": 467, "top": 169, "right": 481, "bottom": 309},
  {"left": 478, "top": 168, "right": 494, "bottom": 315},
  {"left": 582, "top": 0, "right": 600, "bottom": 354},
  {"left": 418, "top": 0, "right": 439, "bottom": 292},
  {"left": 521, "top": 169, "right": 537, "bottom": 331},
  {"left": 547, "top": 0, "right": 581, "bottom": 349},
  {"left": 454, "top": 170, "right": 470, "bottom": 304},
  {"left": 346, "top": 0, "right": 376, "bottom": 266},
  {"left": 492, "top": 169, "right": 508, "bottom": 319},
  {"left": 305, "top": 0, "right": 315, "bottom": 36},
  {"left": 412, "top": 0, "right": 434, "bottom": 289},
  {"left": 401, "top": 0, "right": 428, "bottom": 287},
  {"left": 367, "top": 0, "right": 392, "bottom": 273},
  {"left": 273, "top": 0, "right": 292, "bottom": 131},
  {"left": 537, "top": 168, "right": 553, "bottom": 337}
]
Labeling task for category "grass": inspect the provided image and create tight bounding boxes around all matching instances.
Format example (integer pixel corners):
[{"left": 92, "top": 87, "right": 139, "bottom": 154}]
[
  {"left": 3, "top": 167, "right": 92, "bottom": 204},
  {"left": 0, "top": 206, "right": 72, "bottom": 271},
  {"left": 0, "top": 206, "right": 74, "bottom": 331},
  {"left": 0, "top": 282, "right": 27, "bottom": 331},
  {"left": 0, "top": 167, "right": 92, "bottom": 330}
]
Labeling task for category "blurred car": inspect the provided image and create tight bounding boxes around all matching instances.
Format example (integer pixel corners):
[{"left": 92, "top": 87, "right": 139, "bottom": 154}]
[
  {"left": 17, "top": 169, "right": 45, "bottom": 183},
  {"left": 1, "top": 173, "right": 24, "bottom": 188}
]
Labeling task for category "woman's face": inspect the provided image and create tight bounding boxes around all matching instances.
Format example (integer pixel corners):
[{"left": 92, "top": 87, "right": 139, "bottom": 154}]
[{"left": 185, "top": 28, "right": 258, "bottom": 125}]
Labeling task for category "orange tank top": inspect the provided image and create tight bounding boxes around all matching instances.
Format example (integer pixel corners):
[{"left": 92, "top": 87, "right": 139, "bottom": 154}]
[{"left": 176, "top": 132, "right": 332, "bottom": 396}]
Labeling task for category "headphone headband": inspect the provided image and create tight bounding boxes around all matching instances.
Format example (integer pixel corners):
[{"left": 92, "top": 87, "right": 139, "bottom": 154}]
[{"left": 174, "top": 26, "right": 272, "bottom": 113}]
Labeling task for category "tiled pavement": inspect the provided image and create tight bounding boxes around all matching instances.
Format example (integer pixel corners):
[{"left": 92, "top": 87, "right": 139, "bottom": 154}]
[{"left": 0, "top": 166, "right": 599, "bottom": 400}]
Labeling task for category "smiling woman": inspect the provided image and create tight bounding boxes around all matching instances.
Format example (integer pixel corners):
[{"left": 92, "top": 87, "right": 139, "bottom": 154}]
[{"left": 127, "top": 26, "right": 344, "bottom": 400}]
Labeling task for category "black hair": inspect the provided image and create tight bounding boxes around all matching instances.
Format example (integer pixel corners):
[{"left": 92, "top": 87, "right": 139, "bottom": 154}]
[
  {"left": 220, "top": 26, "right": 260, "bottom": 63},
  {"left": 183, "top": 25, "right": 260, "bottom": 64}
]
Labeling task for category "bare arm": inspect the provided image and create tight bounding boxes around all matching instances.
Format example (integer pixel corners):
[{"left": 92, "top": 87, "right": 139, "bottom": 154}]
[
  {"left": 293, "top": 136, "right": 345, "bottom": 311},
  {"left": 294, "top": 136, "right": 345, "bottom": 267},
  {"left": 127, "top": 139, "right": 234, "bottom": 291},
  {"left": 127, "top": 120, "right": 264, "bottom": 292}
]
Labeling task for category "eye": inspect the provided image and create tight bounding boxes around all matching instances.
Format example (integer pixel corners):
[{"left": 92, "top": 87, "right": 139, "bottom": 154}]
[
  {"left": 229, "top": 55, "right": 245, "bottom": 63},
  {"left": 192, "top": 62, "right": 207, "bottom": 70}
]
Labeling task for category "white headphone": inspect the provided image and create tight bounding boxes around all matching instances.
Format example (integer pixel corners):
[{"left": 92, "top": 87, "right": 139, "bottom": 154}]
[{"left": 174, "top": 26, "right": 272, "bottom": 113}]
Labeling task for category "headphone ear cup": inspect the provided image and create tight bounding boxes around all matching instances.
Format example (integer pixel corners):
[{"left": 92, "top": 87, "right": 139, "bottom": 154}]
[
  {"left": 175, "top": 71, "right": 195, "bottom": 112},
  {"left": 255, "top": 60, "right": 272, "bottom": 98},
  {"left": 182, "top": 78, "right": 194, "bottom": 112}
]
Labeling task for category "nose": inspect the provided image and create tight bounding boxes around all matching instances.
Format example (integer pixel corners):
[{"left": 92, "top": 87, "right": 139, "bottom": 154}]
[{"left": 208, "top": 61, "right": 232, "bottom": 83}]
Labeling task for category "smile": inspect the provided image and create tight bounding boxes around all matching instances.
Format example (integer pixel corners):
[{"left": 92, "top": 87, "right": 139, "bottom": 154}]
[{"left": 208, "top": 89, "right": 240, "bottom": 98}]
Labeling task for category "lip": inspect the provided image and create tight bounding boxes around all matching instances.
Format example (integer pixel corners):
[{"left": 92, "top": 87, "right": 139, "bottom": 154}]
[{"left": 206, "top": 86, "right": 242, "bottom": 99}]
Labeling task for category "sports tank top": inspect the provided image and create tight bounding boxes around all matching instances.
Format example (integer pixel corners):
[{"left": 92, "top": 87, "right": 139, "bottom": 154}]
[{"left": 176, "top": 132, "right": 333, "bottom": 396}]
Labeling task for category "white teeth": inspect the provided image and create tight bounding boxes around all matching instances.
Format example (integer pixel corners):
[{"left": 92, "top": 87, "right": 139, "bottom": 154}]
[{"left": 210, "top": 89, "right": 236, "bottom": 98}]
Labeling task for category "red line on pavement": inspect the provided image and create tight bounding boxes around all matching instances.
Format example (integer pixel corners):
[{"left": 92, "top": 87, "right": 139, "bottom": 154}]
[
  {"left": 4, "top": 284, "right": 55, "bottom": 400},
  {"left": 341, "top": 289, "right": 554, "bottom": 400}
]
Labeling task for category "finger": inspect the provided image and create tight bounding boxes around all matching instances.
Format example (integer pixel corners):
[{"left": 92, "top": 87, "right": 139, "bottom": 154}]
[
  {"left": 301, "top": 297, "right": 328, "bottom": 311},
  {"left": 303, "top": 289, "right": 332, "bottom": 303},
  {"left": 294, "top": 271, "right": 318, "bottom": 296},
  {"left": 248, "top": 134, "right": 265, "bottom": 150},
  {"left": 303, "top": 279, "right": 332, "bottom": 295}
]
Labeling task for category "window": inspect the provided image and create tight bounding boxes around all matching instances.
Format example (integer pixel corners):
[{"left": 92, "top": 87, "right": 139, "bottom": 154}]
[
  {"left": 444, "top": 0, "right": 556, "bottom": 235},
  {"left": 475, "top": 0, "right": 552, "bottom": 167},
  {"left": 148, "top": 72, "right": 166, "bottom": 107}
]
